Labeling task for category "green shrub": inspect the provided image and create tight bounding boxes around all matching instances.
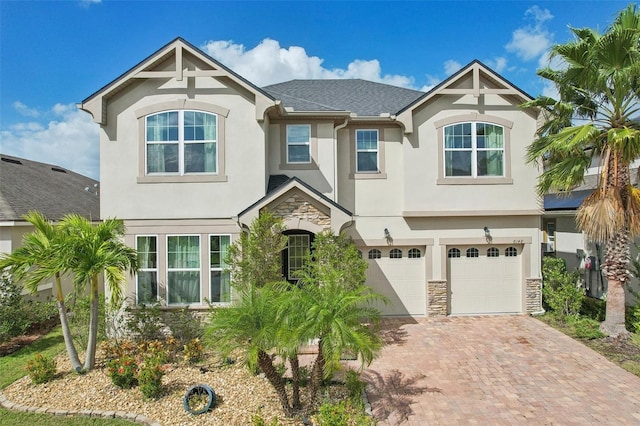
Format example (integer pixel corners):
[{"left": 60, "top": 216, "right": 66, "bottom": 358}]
[
  {"left": 107, "top": 356, "right": 138, "bottom": 389},
  {"left": 183, "top": 338, "right": 204, "bottom": 364},
  {"left": 251, "top": 408, "right": 283, "bottom": 426},
  {"left": 25, "top": 353, "right": 57, "bottom": 384},
  {"left": 626, "top": 303, "right": 640, "bottom": 334},
  {"left": 166, "top": 306, "right": 204, "bottom": 345},
  {"left": 344, "top": 369, "right": 366, "bottom": 408},
  {"left": 315, "top": 400, "right": 374, "bottom": 426},
  {"left": 124, "top": 302, "right": 165, "bottom": 341},
  {"left": 0, "top": 274, "right": 32, "bottom": 341},
  {"left": 542, "top": 257, "right": 584, "bottom": 316},
  {"left": 580, "top": 296, "right": 606, "bottom": 321},
  {"left": 567, "top": 316, "right": 605, "bottom": 339},
  {"left": 137, "top": 357, "right": 166, "bottom": 399}
]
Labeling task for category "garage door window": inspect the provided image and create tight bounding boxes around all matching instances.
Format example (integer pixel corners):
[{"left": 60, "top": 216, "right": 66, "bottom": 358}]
[
  {"left": 466, "top": 248, "right": 479, "bottom": 258},
  {"left": 448, "top": 248, "right": 461, "bottom": 258},
  {"left": 368, "top": 249, "right": 381, "bottom": 259},
  {"left": 408, "top": 248, "right": 421, "bottom": 258},
  {"left": 390, "top": 249, "right": 402, "bottom": 259},
  {"left": 505, "top": 247, "right": 518, "bottom": 256},
  {"left": 487, "top": 247, "right": 500, "bottom": 257}
]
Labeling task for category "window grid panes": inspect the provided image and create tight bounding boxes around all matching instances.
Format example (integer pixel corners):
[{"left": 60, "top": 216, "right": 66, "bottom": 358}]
[
  {"left": 466, "top": 248, "right": 479, "bottom": 258},
  {"left": 390, "top": 248, "right": 402, "bottom": 259},
  {"left": 448, "top": 248, "right": 461, "bottom": 258},
  {"left": 146, "top": 110, "right": 217, "bottom": 175},
  {"left": 408, "top": 248, "right": 421, "bottom": 258},
  {"left": 210, "top": 235, "right": 231, "bottom": 304},
  {"left": 487, "top": 247, "right": 500, "bottom": 257},
  {"left": 286, "top": 125, "right": 311, "bottom": 163},
  {"left": 505, "top": 247, "right": 518, "bottom": 257},
  {"left": 167, "top": 235, "right": 201, "bottom": 305},
  {"left": 356, "top": 129, "right": 379, "bottom": 172},
  {"left": 368, "top": 249, "right": 381, "bottom": 259},
  {"left": 444, "top": 122, "right": 504, "bottom": 177},
  {"left": 288, "top": 234, "right": 310, "bottom": 280},
  {"left": 136, "top": 236, "right": 158, "bottom": 305}
]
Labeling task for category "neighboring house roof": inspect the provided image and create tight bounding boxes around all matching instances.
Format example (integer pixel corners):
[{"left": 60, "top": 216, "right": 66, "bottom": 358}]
[
  {"left": 262, "top": 79, "right": 424, "bottom": 116},
  {"left": 544, "top": 190, "right": 593, "bottom": 211},
  {"left": 0, "top": 155, "right": 99, "bottom": 222}
]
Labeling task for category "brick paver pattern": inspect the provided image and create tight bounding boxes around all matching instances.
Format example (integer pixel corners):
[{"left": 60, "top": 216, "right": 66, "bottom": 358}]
[{"left": 357, "top": 316, "right": 640, "bottom": 425}]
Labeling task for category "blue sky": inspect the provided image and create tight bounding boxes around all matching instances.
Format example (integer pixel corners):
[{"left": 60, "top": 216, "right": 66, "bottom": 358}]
[{"left": 0, "top": 0, "right": 632, "bottom": 180}]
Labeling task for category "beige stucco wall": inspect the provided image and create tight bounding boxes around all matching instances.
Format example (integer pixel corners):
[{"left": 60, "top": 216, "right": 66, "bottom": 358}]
[{"left": 99, "top": 58, "right": 268, "bottom": 221}]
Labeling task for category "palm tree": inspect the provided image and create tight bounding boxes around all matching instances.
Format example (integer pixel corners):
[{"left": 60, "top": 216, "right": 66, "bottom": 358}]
[
  {"left": 60, "top": 214, "right": 138, "bottom": 371},
  {"left": 0, "top": 211, "right": 83, "bottom": 372},
  {"left": 296, "top": 232, "right": 385, "bottom": 404},
  {"left": 524, "top": 4, "right": 640, "bottom": 336},
  {"left": 206, "top": 283, "right": 294, "bottom": 416}
]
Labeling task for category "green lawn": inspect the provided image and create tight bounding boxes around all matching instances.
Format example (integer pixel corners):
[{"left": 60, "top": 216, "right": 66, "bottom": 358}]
[{"left": 0, "top": 327, "right": 134, "bottom": 425}]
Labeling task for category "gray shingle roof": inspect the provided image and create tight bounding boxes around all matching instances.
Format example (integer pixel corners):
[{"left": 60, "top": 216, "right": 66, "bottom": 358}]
[
  {"left": 0, "top": 155, "right": 100, "bottom": 221},
  {"left": 262, "top": 79, "right": 425, "bottom": 116}
]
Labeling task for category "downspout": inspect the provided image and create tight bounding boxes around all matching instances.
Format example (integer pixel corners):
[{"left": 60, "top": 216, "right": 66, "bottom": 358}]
[{"left": 333, "top": 118, "right": 349, "bottom": 202}]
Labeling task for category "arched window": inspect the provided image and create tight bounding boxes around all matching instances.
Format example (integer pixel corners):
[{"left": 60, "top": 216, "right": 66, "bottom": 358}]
[
  {"left": 505, "top": 247, "right": 518, "bottom": 257},
  {"left": 487, "top": 247, "right": 500, "bottom": 257},
  {"left": 368, "top": 249, "right": 381, "bottom": 259},
  {"left": 408, "top": 248, "right": 421, "bottom": 259},
  {"left": 390, "top": 248, "right": 403, "bottom": 259},
  {"left": 466, "top": 248, "right": 479, "bottom": 258},
  {"left": 448, "top": 248, "right": 461, "bottom": 258}
]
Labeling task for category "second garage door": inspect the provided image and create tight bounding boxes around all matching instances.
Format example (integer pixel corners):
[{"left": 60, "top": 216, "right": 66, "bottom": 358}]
[{"left": 448, "top": 245, "right": 522, "bottom": 315}]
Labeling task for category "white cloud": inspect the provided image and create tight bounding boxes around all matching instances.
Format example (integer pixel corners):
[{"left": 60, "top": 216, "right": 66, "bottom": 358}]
[
  {"left": 201, "top": 38, "right": 416, "bottom": 88},
  {"left": 443, "top": 60, "right": 462, "bottom": 76},
  {"left": 506, "top": 6, "right": 554, "bottom": 61},
  {"left": 79, "top": 0, "right": 101, "bottom": 8},
  {"left": 484, "top": 57, "right": 508, "bottom": 73},
  {"left": 420, "top": 75, "right": 442, "bottom": 92},
  {"left": 0, "top": 103, "right": 99, "bottom": 180},
  {"left": 13, "top": 101, "right": 40, "bottom": 118}
]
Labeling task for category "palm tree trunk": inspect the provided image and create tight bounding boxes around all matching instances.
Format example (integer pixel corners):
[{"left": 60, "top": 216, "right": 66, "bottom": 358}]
[
  {"left": 83, "top": 275, "right": 100, "bottom": 371},
  {"left": 601, "top": 231, "right": 631, "bottom": 337},
  {"left": 257, "top": 350, "right": 292, "bottom": 416},
  {"left": 55, "top": 273, "right": 83, "bottom": 372},
  {"left": 289, "top": 355, "right": 301, "bottom": 410},
  {"left": 309, "top": 338, "right": 325, "bottom": 407}
]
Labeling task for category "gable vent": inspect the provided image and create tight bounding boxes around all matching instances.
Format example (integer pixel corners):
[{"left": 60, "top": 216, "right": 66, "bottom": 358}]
[
  {"left": 1, "top": 157, "right": 22, "bottom": 165},
  {"left": 51, "top": 167, "right": 67, "bottom": 173}
]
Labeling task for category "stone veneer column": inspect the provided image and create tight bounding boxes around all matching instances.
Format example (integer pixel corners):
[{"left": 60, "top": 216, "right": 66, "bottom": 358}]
[
  {"left": 427, "top": 280, "right": 448, "bottom": 317},
  {"left": 526, "top": 278, "right": 544, "bottom": 314}
]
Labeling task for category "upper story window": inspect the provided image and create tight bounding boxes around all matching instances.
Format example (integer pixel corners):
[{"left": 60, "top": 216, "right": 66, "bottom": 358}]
[
  {"left": 356, "top": 129, "right": 379, "bottom": 172},
  {"left": 286, "top": 125, "right": 311, "bottom": 164},
  {"left": 444, "top": 122, "right": 504, "bottom": 178},
  {"left": 146, "top": 111, "right": 217, "bottom": 175}
]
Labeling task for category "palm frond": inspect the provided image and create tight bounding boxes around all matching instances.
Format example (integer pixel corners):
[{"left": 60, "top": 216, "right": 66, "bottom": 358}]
[{"left": 577, "top": 189, "right": 626, "bottom": 242}]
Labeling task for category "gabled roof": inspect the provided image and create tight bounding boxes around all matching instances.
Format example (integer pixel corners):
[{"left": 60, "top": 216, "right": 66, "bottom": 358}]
[
  {"left": 397, "top": 60, "right": 535, "bottom": 133},
  {"left": 79, "top": 37, "right": 277, "bottom": 124},
  {"left": 262, "top": 79, "right": 424, "bottom": 117},
  {"left": 0, "top": 155, "right": 100, "bottom": 222}
]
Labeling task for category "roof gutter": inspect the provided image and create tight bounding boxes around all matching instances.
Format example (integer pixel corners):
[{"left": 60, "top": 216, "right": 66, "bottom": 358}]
[{"left": 333, "top": 118, "right": 349, "bottom": 202}]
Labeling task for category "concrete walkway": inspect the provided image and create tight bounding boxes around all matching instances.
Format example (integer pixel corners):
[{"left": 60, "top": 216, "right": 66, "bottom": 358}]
[{"left": 357, "top": 316, "right": 640, "bottom": 425}]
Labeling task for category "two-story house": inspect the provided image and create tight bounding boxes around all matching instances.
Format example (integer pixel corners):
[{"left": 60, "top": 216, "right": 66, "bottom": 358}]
[{"left": 79, "top": 38, "right": 543, "bottom": 317}]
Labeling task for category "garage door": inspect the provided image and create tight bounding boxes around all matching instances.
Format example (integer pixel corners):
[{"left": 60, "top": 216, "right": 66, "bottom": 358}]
[
  {"left": 365, "top": 248, "right": 425, "bottom": 316},
  {"left": 448, "top": 245, "right": 522, "bottom": 315}
]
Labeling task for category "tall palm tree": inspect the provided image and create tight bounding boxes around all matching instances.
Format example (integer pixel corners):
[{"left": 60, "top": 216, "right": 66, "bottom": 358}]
[
  {"left": 524, "top": 4, "right": 640, "bottom": 336},
  {"left": 0, "top": 211, "right": 83, "bottom": 372},
  {"left": 60, "top": 214, "right": 138, "bottom": 371}
]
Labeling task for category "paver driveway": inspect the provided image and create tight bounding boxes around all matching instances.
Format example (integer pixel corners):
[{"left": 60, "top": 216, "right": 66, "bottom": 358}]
[{"left": 357, "top": 316, "right": 640, "bottom": 425}]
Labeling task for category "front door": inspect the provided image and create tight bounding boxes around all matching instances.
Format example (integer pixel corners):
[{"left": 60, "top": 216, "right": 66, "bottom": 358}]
[{"left": 282, "top": 230, "right": 314, "bottom": 284}]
